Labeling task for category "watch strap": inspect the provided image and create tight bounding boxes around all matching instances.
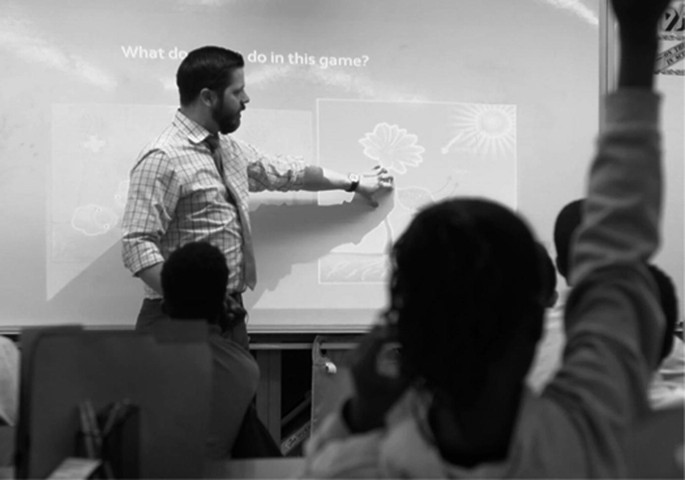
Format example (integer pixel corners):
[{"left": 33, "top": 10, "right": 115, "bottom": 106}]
[{"left": 346, "top": 173, "right": 360, "bottom": 192}]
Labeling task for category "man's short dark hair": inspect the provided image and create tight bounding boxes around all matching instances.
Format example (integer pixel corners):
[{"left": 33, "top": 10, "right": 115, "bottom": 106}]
[
  {"left": 176, "top": 46, "right": 245, "bottom": 106},
  {"left": 386, "top": 198, "right": 545, "bottom": 407},
  {"left": 161, "top": 241, "right": 228, "bottom": 321},
  {"left": 553, "top": 199, "right": 584, "bottom": 281}
]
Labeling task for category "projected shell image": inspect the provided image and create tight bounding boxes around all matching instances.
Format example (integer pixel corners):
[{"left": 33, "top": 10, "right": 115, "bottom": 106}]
[
  {"left": 359, "top": 122, "right": 425, "bottom": 174},
  {"left": 71, "top": 204, "right": 118, "bottom": 236},
  {"left": 114, "top": 180, "right": 129, "bottom": 209}
]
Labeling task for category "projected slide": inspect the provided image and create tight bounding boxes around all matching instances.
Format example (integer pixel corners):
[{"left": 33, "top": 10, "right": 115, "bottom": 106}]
[
  {"left": 0, "top": 0, "right": 605, "bottom": 330},
  {"left": 49, "top": 99, "right": 516, "bottom": 312}
]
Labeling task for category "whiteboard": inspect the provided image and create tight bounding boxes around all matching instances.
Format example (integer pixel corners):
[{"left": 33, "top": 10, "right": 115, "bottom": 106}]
[{"left": 0, "top": 0, "right": 607, "bottom": 332}]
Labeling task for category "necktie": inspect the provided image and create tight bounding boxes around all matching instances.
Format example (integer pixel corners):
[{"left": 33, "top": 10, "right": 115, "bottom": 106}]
[{"left": 205, "top": 134, "right": 257, "bottom": 289}]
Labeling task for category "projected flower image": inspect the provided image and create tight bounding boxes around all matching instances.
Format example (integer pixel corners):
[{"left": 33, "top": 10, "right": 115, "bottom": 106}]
[{"left": 359, "top": 122, "right": 425, "bottom": 174}]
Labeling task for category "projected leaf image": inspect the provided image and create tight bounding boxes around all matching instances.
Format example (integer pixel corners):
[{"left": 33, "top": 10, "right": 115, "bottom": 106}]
[
  {"left": 71, "top": 204, "right": 118, "bottom": 236},
  {"left": 396, "top": 186, "right": 435, "bottom": 211},
  {"left": 359, "top": 122, "right": 425, "bottom": 174}
]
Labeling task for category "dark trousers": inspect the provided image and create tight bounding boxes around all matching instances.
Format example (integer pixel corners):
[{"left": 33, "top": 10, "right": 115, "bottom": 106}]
[{"left": 135, "top": 298, "right": 250, "bottom": 350}]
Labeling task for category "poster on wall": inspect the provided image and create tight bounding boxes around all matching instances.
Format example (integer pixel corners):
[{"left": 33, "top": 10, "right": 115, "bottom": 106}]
[
  {"left": 656, "top": 0, "right": 685, "bottom": 75},
  {"left": 652, "top": 0, "right": 685, "bottom": 317}
]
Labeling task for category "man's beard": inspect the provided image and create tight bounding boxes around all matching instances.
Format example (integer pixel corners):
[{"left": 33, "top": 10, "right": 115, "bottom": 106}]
[{"left": 212, "top": 99, "right": 240, "bottom": 134}]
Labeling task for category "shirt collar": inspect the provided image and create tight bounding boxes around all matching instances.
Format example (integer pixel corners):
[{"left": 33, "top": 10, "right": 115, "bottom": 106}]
[{"left": 173, "top": 109, "right": 215, "bottom": 146}]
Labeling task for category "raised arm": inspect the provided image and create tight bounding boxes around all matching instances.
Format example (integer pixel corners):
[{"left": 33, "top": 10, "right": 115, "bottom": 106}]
[
  {"left": 542, "top": 4, "right": 671, "bottom": 476},
  {"left": 552, "top": 0, "right": 668, "bottom": 444},
  {"left": 570, "top": 0, "right": 667, "bottom": 303}
]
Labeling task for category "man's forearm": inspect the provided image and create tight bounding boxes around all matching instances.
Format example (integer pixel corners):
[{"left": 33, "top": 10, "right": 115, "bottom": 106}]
[
  {"left": 136, "top": 263, "right": 164, "bottom": 295},
  {"left": 301, "top": 165, "right": 352, "bottom": 191}
]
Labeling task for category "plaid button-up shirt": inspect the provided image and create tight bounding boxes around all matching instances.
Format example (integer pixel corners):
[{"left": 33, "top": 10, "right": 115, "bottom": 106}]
[{"left": 121, "top": 110, "right": 307, "bottom": 298}]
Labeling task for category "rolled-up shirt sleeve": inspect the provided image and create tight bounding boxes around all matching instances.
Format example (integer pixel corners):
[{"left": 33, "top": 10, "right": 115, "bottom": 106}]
[
  {"left": 121, "top": 150, "right": 181, "bottom": 275},
  {"left": 237, "top": 141, "right": 307, "bottom": 192}
]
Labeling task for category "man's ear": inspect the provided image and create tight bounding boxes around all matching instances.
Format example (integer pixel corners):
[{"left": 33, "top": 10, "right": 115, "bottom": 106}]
[{"left": 199, "top": 87, "right": 216, "bottom": 107}]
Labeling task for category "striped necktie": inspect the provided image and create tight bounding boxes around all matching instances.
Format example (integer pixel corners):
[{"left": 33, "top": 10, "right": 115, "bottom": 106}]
[{"left": 205, "top": 134, "right": 257, "bottom": 289}]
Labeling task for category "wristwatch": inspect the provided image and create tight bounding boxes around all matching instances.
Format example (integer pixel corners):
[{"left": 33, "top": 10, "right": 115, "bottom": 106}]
[{"left": 346, "top": 173, "right": 360, "bottom": 192}]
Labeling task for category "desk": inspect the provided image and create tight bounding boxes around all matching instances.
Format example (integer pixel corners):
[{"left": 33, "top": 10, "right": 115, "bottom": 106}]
[
  {"left": 625, "top": 405, "right": 684, "bottom": 479},
  {"left": 1, "top": 458, "right": 306, "bottom": 480},
  {"left": 206, "top": 457, "right": 305, "bottom": 479}
]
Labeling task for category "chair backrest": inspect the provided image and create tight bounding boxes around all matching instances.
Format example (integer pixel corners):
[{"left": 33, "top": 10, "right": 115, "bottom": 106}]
[
  {"left": 0, "top": 335, "right": 19, "bottom": 427},
  {"left": 625, "top": 403, "right": 684, "bottom": 479},
  {"left": 310, "top": 335, "right": 355, "bottom": 435},
  {"left": 15, "top": 324, "right": 213, "bottom": 479}
]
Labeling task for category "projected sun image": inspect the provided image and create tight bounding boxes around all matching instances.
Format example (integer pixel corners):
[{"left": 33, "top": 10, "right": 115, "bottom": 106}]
[{"left": 442, "top": 104, "right": 516, "bottom": 157}]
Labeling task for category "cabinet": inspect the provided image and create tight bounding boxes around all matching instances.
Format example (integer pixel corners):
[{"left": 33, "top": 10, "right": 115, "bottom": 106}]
[{"left": 250, "top": 334, "right": 358, "bottom": 456}]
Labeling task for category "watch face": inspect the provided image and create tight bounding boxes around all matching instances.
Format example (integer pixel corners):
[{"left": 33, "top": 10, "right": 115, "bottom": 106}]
[{"left": 347, "top": 173, "right": 360, "bottom": 192}]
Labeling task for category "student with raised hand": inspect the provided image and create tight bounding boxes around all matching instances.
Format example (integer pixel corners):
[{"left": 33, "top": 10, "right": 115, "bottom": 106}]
[
  {"left": 300, "top": 0, "right": 670, "bottom": 476},
  {"left": 536, "top": 196, "right": 685, "bottom": 399}
]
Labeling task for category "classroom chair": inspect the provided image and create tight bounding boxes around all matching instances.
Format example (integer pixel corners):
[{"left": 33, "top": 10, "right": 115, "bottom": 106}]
[
  {"left": 625, "top": 402, "right": 684, "bottom": 478},
  {"left": 14, "top": 323, "right": 212, "bottom": 479}
]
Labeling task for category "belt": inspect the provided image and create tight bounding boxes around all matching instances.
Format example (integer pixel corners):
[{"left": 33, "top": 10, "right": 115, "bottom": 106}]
[{"left": 228, "top": 292, "right": 244, "bottom": 307}]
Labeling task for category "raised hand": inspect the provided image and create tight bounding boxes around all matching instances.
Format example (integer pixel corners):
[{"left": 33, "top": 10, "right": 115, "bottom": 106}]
[
  {"left": 611, "top": 0, "right": 672, "bottom": 34},
  {"left": 611, "top": 0, "right": 671, "bottom": 88},
  {"left": 343, "top": 324, "right": 412, "bottom": 433}
]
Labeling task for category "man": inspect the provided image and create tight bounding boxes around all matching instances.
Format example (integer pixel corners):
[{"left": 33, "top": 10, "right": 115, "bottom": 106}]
[
  {"left": 122, "top": 46, "right": 394, "bottom": 342},
  {"left": 300, "top": 0, "right": 672, "bottom": 476}
]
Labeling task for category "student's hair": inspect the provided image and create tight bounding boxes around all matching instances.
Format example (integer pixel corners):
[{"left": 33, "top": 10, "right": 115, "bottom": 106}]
[
  {"left": 536, "top": 242, "right": 558, "bottom": 308},
  {"left": 384, "top": 198, "right": 545, "bottom": 407},
  {"left": 161, "top": 241, "right": 228, "bottom": 322},
  {"left": 553, "top": 199, "right": 584, "bottom": 281},
  {"left": 176, "top": 46, "right": 245, "bottom": 106},
  {"left": 648, "top": 264, "right": 679, "bottom": 363}
]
